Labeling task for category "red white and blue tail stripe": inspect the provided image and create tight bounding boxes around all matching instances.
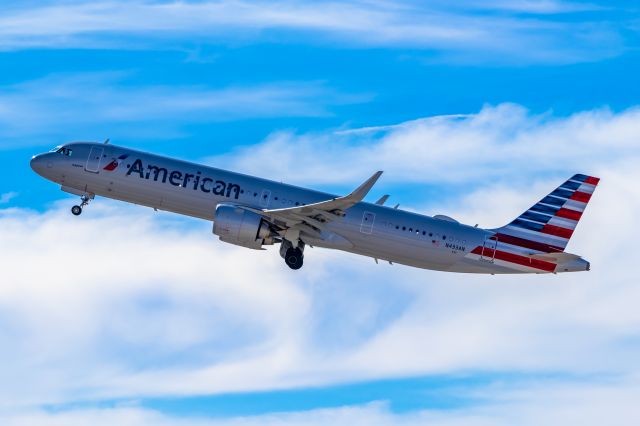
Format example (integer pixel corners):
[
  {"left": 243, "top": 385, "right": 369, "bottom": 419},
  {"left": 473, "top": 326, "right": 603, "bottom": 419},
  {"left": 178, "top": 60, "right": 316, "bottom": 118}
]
[
  {"left": 496, "top": 174, "right": 599, "bottom": 253},
  {"left": 465, "top": 174, "right": 598, "bottom": 273}
]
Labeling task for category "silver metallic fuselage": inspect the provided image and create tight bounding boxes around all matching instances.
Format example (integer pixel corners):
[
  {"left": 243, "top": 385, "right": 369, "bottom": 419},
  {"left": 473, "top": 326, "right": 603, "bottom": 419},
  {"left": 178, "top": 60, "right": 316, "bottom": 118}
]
[{"left": 30, "top": 142, "right": 586, "bottom": 274}]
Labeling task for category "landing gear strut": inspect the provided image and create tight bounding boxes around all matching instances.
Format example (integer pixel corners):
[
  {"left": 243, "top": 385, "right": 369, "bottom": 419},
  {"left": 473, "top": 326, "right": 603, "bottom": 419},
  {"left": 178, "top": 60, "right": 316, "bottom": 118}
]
[
  {"left": 280, "top": 239, "right": 305, "bottom": 270},
  {"left": 71, "top": 194, "right": 92, "bottom": 216}
]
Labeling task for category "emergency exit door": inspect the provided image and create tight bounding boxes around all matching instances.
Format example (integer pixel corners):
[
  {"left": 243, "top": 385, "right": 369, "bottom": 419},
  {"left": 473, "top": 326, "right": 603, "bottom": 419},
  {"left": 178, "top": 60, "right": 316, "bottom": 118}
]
[{"left": 360, "top": 211, "right": 375, "bottom": 234}]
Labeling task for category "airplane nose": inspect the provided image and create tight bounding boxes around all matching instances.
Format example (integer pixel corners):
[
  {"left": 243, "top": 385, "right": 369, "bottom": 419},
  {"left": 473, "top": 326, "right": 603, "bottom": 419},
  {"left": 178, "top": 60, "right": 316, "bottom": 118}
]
[
  {"left": 30, "top": 154, "right": 50, "bottom": 176},
  {"left": 30, "top": 155, "right": 42, "bottom": 172}
]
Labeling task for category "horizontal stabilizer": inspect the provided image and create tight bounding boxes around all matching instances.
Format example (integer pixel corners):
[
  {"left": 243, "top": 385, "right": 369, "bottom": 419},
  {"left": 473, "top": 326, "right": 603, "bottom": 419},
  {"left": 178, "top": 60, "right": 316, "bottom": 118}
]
[{"left": 528, "top": 252, "right": 582, "bottom": 262}]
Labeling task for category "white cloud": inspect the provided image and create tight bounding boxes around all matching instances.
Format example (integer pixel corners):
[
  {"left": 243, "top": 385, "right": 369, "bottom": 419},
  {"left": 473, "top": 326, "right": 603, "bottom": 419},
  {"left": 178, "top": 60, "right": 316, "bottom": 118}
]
[
  {"left": 208, "top": 103, "right": 640, "bottom": 189},
  {"left": 451, "top": 0, "right": 604, "bottom": 14},
  {"left": 3, "top": 379, "right": 640, "bottom": 426},
  {"left": 2, "top": 165, "right": 640, "bottom": 406},
  {"left": 3, "top": 102, "right": 640, "bottom": 421},
  {"left": 0, "top": 192, "right": 18, "bottom": 204},
  {"left": 0, "top": 1, "right": 627, "bottom": 63},
  {"left": 0, "top": 73, "right": 368, "bottom": 147}
]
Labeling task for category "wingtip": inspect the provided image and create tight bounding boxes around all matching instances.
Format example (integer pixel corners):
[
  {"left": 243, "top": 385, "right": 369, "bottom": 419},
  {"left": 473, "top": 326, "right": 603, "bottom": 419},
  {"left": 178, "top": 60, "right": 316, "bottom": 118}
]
[
  {"left": 365, "top": 170, "right": 383, "bottom": 183},
  {"left": 351, "top": 171, "right": 384, "bottom": 200}
]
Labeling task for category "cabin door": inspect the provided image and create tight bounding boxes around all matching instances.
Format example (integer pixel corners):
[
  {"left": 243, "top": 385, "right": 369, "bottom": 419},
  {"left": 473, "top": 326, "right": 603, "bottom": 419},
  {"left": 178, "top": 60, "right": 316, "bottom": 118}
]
[{"left": 85, "top": 147, "right": 104, "bottom": 173}]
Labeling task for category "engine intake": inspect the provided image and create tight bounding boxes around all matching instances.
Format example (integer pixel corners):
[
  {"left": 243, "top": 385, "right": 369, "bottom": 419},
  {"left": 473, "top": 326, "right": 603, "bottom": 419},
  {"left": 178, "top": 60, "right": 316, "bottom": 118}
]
[{"left": 213, "top": 204, "right": 274, "bottom": 249}]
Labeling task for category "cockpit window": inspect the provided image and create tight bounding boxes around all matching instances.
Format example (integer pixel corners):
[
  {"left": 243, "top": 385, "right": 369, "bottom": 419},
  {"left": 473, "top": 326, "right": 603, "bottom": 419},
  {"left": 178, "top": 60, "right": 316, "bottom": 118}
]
[{"left": 53, "top": 147, "right": 73, "bottom": 156}]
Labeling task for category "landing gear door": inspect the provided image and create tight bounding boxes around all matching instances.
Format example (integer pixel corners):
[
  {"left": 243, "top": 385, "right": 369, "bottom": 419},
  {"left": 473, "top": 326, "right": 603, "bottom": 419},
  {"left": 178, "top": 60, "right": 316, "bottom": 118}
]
[
  {"left": 85, "top": 147, "right": 104, "bottom": 173},
  {"left": 360, "top": 211, "right": 375, "bottom": 234},
  {"left": 480, "top": 235, "right": 498, "bottom": 262}
]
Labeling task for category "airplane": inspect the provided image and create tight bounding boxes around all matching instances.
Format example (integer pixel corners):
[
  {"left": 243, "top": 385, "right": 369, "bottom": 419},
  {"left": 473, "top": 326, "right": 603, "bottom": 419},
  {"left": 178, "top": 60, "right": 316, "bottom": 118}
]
[{"left": 30, "top": 141, "right": 598, "bottom": 274}]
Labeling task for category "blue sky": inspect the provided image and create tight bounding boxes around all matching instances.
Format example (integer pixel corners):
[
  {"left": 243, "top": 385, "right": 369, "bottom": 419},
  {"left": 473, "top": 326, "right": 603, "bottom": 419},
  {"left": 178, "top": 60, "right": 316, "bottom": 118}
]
[{"left": 1, "top": 1, "right": 640, "bottom": 425}]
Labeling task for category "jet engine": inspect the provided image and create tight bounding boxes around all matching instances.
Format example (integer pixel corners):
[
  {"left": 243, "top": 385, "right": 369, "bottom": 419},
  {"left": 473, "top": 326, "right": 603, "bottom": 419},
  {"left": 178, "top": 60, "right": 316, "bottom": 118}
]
[{"left": 212, "top": 203, "right": 275, "bottom": 250}]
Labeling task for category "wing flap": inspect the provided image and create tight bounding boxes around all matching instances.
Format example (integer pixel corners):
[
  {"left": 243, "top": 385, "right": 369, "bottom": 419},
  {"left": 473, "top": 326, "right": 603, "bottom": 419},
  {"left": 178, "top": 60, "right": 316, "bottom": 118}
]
[{"left": 528, "top": 252, "right": 582, "bottom": 262}]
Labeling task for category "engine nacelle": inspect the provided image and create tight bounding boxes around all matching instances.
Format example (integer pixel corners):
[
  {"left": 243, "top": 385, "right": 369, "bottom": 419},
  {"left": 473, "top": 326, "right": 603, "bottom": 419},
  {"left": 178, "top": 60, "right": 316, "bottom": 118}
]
[{"left": 213, "top": 203, "right": 274, "bottom": 250}]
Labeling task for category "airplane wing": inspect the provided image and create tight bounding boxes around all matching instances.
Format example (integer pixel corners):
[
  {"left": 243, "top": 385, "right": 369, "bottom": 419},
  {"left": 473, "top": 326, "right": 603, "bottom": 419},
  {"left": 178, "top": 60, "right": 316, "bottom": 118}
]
[{"left": 245, "top": 171, "right": 383, "bottom": 241}]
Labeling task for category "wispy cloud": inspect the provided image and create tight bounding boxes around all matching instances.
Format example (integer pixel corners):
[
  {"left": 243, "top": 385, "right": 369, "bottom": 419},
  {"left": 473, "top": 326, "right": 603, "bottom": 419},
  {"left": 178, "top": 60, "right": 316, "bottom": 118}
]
[
  {"left": 0, "top": 72, "right": 369, "bottom": 148},
  {"left": 208, "top": 103, "right": 640, "bottom": 188},
  {"left": 0, "top": 0, "right": 631, "bottom": 63},
  {"left": 3, "top": 103, "right": 640, "bottom": 421},
  {"left": 2, "top": 377, "right": 640, "bottom": 425},
  {"left": 0, "top": 192, "right": 18, "bottom": 204},
  {"left": 2, "top": 141, "right": 640, "bottom": 407},
  {"left": 449, "top": 0, "right": 605, "bottom": 14}
]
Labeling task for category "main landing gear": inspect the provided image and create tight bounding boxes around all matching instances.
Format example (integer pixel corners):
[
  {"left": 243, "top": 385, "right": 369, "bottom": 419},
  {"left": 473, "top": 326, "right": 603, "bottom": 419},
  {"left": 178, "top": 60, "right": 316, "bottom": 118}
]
[
  {"left": 285, "top": 247, "right": 304, "bottom": 270},
  {"left": 280, "top": 239, "right": 305, "bottom": 270},
  {"left": 71, "top": 194, "right": 92, "bottom": 216}
]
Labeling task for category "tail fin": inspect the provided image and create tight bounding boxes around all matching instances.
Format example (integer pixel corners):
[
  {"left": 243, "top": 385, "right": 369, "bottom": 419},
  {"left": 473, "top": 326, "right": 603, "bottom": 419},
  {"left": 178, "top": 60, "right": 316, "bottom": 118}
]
[{"left": 494, "top": 174, "right": 599, "bottom": 253}]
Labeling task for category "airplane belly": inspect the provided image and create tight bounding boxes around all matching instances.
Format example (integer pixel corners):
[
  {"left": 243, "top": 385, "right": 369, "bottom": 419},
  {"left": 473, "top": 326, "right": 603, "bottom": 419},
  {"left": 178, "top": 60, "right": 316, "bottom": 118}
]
[
  {"left": 332, "top": 225, "right": 459, "bottom": 270},
  {"left": 322, "top": 213, "right": 489, "bottom": 272},
  {"left": 159, "top": 191, "right": 217, "bottom": 220},
  {"left": 96, "top": 175, "right": 164, "bottom": 210}
]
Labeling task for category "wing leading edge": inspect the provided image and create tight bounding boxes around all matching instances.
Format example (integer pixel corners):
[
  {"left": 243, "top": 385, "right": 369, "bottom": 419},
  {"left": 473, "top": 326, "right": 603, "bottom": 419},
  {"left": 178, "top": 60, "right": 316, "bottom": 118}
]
[{"left": 264, "top": 171, "right": 383, "bottom": 218}]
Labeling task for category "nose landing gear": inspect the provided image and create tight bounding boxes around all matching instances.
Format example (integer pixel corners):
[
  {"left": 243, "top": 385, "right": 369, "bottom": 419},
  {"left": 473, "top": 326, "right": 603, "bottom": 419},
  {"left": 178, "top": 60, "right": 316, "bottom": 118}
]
[{"left": 71, "top": 194, "right": 93, "bottom": 216}]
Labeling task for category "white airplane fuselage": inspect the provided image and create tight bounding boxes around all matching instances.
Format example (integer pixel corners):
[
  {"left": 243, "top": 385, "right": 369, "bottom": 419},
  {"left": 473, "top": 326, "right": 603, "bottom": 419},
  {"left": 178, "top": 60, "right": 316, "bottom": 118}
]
[{"left": 30, "top": 142, "right": 594, "bottom": 274}]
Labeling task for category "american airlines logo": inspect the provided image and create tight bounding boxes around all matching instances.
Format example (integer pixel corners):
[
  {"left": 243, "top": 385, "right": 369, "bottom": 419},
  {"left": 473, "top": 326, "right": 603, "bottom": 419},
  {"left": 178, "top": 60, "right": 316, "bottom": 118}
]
[
  {"left": 103, "top": 154, "right": 129, "bottom": 171},
  {"left": 125, "top": 158, "right": 242, "bottom": 199}
]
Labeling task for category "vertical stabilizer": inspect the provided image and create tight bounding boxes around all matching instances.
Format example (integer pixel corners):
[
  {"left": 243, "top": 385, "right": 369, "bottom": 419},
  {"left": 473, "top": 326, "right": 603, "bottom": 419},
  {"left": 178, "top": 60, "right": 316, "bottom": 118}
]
[{"left": 494, "top": 174, "right": 599, "bottom": 253}]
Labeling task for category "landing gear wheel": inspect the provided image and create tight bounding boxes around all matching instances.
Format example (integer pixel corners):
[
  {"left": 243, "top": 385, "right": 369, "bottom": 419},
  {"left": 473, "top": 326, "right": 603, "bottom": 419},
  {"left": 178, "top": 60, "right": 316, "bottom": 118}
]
[
  {"left": 284, "top": 247, "right": 304, "bottom": 270},
  {"left": 71, "top": 194, "right": 93, "bottom": 216}
]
